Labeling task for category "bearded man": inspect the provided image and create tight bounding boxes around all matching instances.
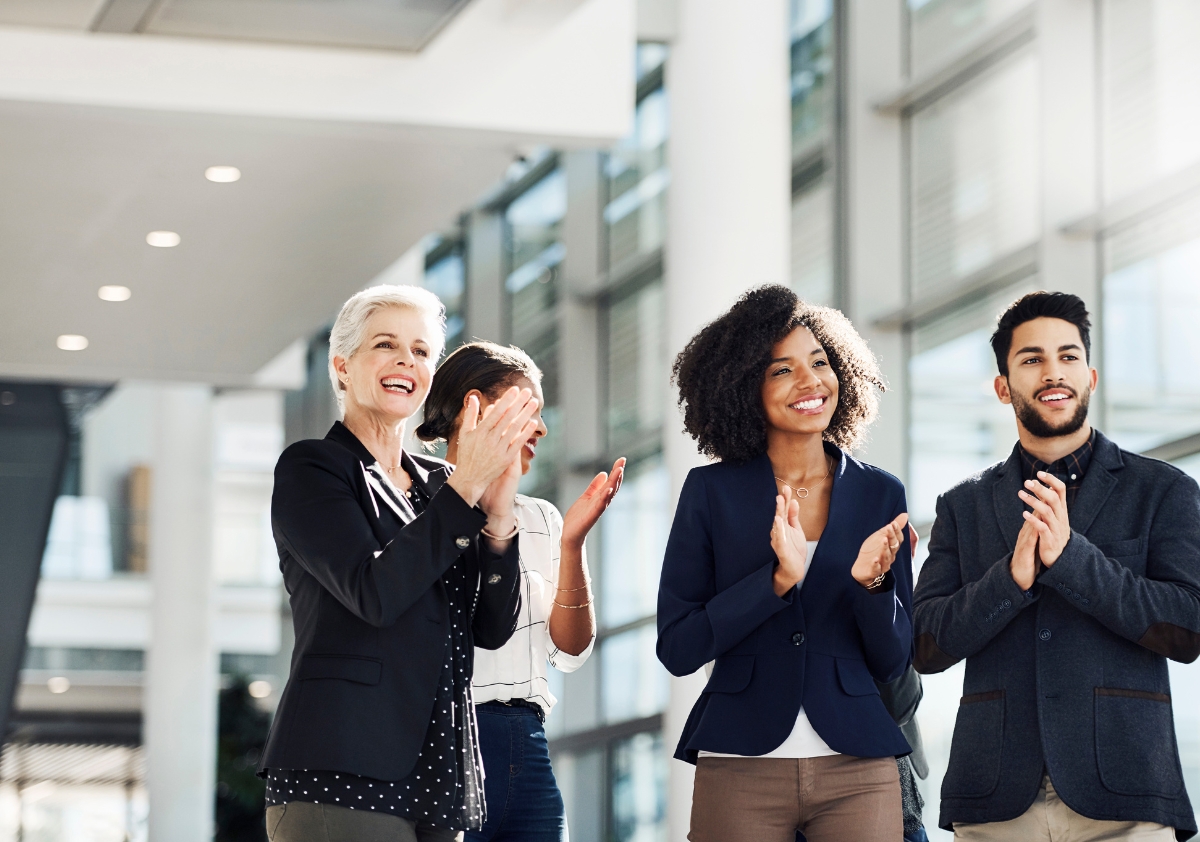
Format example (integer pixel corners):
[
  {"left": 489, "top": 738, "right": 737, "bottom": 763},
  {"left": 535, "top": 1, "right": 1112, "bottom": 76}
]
[{"left": 914, "top": 291, "right": 1200, "bottom": 841}]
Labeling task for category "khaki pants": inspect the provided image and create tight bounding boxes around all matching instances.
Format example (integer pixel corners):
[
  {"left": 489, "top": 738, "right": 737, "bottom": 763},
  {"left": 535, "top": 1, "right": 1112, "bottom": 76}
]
[
  {"left": 953, "top": 776, "right": 1174, "bottom": 841},
  {"left": 266, "top": 801, "right": 464, "bottom": 842},
  {"left": 688, "top": 754, "right": 902, "bottom": 842}
]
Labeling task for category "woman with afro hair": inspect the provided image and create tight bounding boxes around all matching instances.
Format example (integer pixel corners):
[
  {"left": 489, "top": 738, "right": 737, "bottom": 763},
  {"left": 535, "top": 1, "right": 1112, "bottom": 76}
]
[{"left": 656, "top": 284, "right": 916, "bottom": 842}]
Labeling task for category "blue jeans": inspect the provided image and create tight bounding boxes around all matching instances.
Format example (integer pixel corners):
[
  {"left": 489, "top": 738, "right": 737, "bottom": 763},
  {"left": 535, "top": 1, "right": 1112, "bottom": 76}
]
[{"left": 465, "top": 703, "right": 566, "bottom": 842}]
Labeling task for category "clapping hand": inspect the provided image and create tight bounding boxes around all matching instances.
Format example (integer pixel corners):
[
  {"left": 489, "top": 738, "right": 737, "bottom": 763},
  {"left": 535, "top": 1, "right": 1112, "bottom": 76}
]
[
  {"left": 850, "top": 512, "right": 909, "bottom": 590},
  {"left": 562, "top": 458, "right": 626, "bottom": 550},
  {"left": 770, "top": 486, "right": 808, "bottom": 596},
  {"left": 447, "top": 386, "right": 540, "bottom": 509},
  {"left": 1019, "top": 471, "right": 1070, "bottom": 566}
]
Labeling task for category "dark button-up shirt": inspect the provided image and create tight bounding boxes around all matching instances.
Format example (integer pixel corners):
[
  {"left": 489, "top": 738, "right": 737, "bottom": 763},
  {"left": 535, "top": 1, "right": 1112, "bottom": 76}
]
[{"left": 1019, "top": 430, "right": 1095, "bottom": 509}]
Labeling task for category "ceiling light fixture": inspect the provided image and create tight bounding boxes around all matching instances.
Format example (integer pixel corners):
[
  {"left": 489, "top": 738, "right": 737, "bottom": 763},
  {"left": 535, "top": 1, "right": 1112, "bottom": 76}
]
[
  {"left": 56, "top": 334, "right": 88, "bottom": 351},
  {"left": 248, "top": 680, "right": 272, "bottom": 699},
  {"left": 47, "top": 676, "right": 70, "bottom": 694},
  {"left": 205, "top": 165, "right": 241, "bottom": 183},
  {"left": 98, "top": 285, "right": 131, "bottom": 302},
  {"left": 146, "top": 231, "right": 180, "bottom": 248}
]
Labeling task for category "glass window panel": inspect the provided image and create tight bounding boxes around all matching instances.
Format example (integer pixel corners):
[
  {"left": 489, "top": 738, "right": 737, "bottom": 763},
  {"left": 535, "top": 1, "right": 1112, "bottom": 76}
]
[
  {"left": 554, "top": 748, "right": 605, "bottom": 842},
  {"left": 908, "top": 284, "right": 1034, "bottom": 525},
  {"left": 908, "top": 0, "right": 1030, "bottom": 75},
  {"left": 505, "top": 169, "right": 567, "bottom": 501},
  {"left": 610, "top": 731, "right": 668, "bottom": 842},
  {"left": 600, "top": 457, "right": 670, "bottom": 629},
  {"left": 790, "top": 0, "right": 834, "bottom": 154},
  {"left": 1102, "top": 194, "right": 1200, "bottom": 452},
  {"left": 791, "top": 175, "right": 835, "bottom": 306},
  {"left": 605, "top": 89, "right": 669, "bottom": 270},
  {"left": 606, "top": 280, "right": 667, "bottom": 452},
  {"left": 601, "top": 624, "right": 669, "bottom": 724},
  {"left": 424, "top": 248, "right": 466, "bottom": 350},
  {"left": 1101, "top": 0, "right": 1200, "bottom": 202},
  {"left": 910, "top": 50, "right": 1039, "bottom": 298}
]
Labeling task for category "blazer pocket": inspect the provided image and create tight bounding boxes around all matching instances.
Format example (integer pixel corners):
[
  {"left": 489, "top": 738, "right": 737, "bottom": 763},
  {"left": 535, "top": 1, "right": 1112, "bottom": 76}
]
[
  {"left": 294, "top": 654, "right": 382, "bottom": 686},
  {"left": 835, "top": 658, "right": 880, "bottom": 697},
  {"left": 1095, "top": 687, "right": 1183, "bottom": 797},
  {"left": 1094, "top": 537, "right": 1144, "bottom": 559},
  {"left": 942, "top": 690, "right": 1004, "bottom": 799},
  {"left": 704, "top": 655, "right": 754, "bottom": 694}
]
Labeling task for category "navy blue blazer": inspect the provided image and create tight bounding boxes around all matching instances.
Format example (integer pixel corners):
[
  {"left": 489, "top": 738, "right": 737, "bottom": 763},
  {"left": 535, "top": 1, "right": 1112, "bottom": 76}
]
[{"left": 657, "top": 446, "right": 915, "bottom": 763}]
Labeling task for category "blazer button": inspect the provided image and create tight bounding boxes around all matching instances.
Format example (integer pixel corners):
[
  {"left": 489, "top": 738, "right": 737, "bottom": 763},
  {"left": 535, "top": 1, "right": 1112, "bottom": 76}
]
[
  {"left": 487, "top": 573, "right": 502, "bottom": 584},
  {"left": 455, "top": 536, "right": 470, "bottom": 549},
  {"left": 1039, "top": 628, "right": 1052, "bottom": 641},
  {"left": 791, "top": 632, "right": 806, "bottom": 646},
  {"left": 1002, "top": 599, "right": 1012, "bottom": 608}
]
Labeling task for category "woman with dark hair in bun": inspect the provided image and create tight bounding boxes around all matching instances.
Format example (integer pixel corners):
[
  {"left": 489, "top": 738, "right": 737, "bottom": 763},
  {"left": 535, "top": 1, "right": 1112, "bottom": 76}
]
[
  {"left": 657, "top": 285, "right": 917, "bottom": 842},
  {"left": 417, "top": 341, "right": 624, "bottom": 842}
]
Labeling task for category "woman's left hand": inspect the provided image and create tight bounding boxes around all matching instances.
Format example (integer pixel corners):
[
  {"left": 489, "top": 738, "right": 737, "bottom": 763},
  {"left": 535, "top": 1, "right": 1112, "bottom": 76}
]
[
  {"left": 850, "top": 512, "right": 910, "bottom": 589},
  {"left": 562, "top": 458, "right": 626, "bottom": 549}
]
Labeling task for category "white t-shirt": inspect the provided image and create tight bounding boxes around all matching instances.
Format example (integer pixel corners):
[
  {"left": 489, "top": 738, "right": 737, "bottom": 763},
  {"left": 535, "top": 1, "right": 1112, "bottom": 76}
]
[
  {"left": 699, "top": 540, "right": 839, "bottom": 759},
  {"left": 472, "top": 494, "right": 595, "bottom": 716}
]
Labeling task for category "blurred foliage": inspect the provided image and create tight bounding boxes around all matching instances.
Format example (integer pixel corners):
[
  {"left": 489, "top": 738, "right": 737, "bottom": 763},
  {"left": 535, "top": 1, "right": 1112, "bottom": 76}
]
[{"left": 215, "top": 675, "right": 270, "bottom": 842}]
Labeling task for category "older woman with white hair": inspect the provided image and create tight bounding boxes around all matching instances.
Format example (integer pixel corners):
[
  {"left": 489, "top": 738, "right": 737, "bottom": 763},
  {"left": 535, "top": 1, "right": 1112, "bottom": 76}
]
[{"left": 258, "top": 285, "right": 540, "bottom": 842}]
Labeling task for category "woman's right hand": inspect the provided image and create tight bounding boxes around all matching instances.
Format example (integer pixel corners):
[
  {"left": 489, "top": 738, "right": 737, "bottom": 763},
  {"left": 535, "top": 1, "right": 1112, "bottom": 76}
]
[
  {"left": 771, "top": 486, "right": 808, "bottom": 596},
  {"left": 446, "top": 386, "right": 540, "bottom": 508},
  {"left": 850, "top": 512, "right": 909, "bottom": 590}
]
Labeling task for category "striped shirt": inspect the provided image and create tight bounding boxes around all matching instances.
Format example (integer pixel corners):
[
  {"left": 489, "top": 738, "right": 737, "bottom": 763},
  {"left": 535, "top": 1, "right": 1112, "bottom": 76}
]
[{"left": 472, "top": 494, "right": 594, "bottom": 715}]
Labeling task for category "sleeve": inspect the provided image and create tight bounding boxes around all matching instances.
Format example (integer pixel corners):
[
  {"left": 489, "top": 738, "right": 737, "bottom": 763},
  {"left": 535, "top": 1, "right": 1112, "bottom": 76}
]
[
  {"left": 271, "top": 442, "right": 489, "bottom": 628},
  {"left": 656, "top": 469, "right": 794, "bottom": 678},
  {"left": 471, "top": 536, "right": 523, "bottom": 651},
  {"left": 1036, "top": 472, "right": 1200, "bottom": 663},
  {"left": 912, "top": 493, "right": 1039, "bottom": 673},
  {"left": 545, "top": 502, "right": 595, "bottom": 673},
  {"left": 851, "top": 488, "right": 914, "bottom": 684}
]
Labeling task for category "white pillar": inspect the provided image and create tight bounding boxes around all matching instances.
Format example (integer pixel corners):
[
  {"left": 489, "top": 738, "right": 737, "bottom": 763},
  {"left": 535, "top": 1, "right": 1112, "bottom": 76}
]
[
  {"left": 663, "top": 1, "right": 790, "bottom": 839},
  {"left": 144, "top": 384, "right": 218, "bottom": 842}
]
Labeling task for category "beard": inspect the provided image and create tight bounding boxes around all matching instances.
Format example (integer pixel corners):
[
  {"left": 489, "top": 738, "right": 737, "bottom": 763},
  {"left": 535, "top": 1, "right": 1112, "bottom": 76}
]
[{"left": 1011, "top": 383, "right": 1091, "bottom": 439}]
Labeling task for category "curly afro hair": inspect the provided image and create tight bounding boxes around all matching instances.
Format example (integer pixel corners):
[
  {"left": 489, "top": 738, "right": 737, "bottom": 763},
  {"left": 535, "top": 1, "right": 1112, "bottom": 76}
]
[{"left": 672, "top": 284, "right": 886, "bottom": 463}]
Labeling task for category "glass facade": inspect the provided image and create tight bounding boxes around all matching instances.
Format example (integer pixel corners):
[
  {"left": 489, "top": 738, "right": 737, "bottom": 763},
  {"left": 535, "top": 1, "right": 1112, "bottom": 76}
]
[
  {"left": 909, "top": 48, "right": 1039, "bottom": 298},
  {"left": 790, "top": 0, "right": 835, "bottom": 155},
  {"left": 424, "top": 237, "right": 467, "bottom": 350},
  {"left": 908, "top": 0, "right": 1031, "bottom": 75}
]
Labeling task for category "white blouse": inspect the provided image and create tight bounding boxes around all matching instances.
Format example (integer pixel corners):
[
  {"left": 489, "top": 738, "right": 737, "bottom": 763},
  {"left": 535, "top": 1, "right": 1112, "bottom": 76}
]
[
  {"left": 699, "top": 540, "right": 838, "bottom": 759},
  {"left": 472, "top": 494, "right": 595, "bottom": 716}
]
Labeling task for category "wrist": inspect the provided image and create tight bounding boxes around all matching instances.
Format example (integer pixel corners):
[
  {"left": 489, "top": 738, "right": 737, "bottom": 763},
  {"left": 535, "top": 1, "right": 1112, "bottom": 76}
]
[
  {"left": 447, "top": 474, "right": 486, "bottom": 508},
  {"left": 773, "top": 568, "right": 799, "bottom": 597}
]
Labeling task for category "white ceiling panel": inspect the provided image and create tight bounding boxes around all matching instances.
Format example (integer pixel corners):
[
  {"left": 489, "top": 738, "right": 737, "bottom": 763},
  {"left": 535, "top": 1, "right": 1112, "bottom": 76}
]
[{"left": 0, "top": 0, "right": 106, "bottom": 29}]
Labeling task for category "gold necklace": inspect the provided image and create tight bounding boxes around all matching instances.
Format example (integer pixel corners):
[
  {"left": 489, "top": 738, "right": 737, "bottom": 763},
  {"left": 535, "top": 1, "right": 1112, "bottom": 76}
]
[{"left": 774, "top": 455, "right": 832, "bottom": 500}]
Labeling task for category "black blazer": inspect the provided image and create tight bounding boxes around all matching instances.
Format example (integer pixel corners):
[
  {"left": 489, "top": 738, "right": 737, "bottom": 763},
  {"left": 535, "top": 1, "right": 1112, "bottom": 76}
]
[
  {"left": 259, "top": 422, "right": 522, "bottom": 781},
  {"left": 657, "top": 448, "right": 914, "bottom": 763},
  {"left": 914, "top": 430, "right": 1200, "bottom": 837}
]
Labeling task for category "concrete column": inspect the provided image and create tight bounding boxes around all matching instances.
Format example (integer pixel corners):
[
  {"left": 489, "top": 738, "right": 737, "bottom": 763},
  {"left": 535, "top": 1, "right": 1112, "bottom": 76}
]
[
  {"left": 1036, "top": 0, "right": 1099, "bottom": 305},
  {"left": 843, "top": 0, "right": 907, "bottom": 477},
  {"left": 663, "top": 1, "right": 790, "bottom": 838},
  {"left": 144, "top": 384, "right": 218, "bottom": 842}
]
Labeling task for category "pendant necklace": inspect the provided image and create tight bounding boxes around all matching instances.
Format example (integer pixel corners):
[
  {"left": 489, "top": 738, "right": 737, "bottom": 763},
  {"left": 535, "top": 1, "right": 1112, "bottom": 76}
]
[{"left": 774, "top": 455, "right": 832, "bottom": 500}]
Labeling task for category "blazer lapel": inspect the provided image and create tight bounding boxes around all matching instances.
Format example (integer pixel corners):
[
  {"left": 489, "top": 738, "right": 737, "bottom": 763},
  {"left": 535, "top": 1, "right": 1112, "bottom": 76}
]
[
  {"left": 992, "top": 446, "right": 1025, "bottom": 552},
  {"left": 1070, "top": 431, "right": 1122, "bottom": 535}
]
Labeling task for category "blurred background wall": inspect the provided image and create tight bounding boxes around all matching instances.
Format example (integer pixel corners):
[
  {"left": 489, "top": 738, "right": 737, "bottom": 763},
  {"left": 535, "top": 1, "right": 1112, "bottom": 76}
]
[{"left": 2, "top": 1, "right": 1200, "bottom": 841}]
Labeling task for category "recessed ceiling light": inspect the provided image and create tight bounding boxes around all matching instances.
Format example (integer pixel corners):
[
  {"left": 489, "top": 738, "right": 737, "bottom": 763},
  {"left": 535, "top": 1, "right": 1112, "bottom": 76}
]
[
  {"left": 47, "top": 676, "right": 70, "bottom": 694},
  {"left": 56, "top": 334, "right": 88, "bottom": 351},
  {"left": 146, "top": 231, "right": 180, "bottom": 248},
  {"left": 205, "top": 165, "right": 241, "bottom": 183},
  {"left": 248, "top": 680, "right": 273, "bottom": 699},
  {"left": 98, "top": 285, "right": 131, "bottom": 302}
]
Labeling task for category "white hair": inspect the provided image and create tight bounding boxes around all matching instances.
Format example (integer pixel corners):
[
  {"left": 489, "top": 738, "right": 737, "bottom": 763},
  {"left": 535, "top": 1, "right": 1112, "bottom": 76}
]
[{"left": 327, "top": 284, "right": 447, "bottom": 413}]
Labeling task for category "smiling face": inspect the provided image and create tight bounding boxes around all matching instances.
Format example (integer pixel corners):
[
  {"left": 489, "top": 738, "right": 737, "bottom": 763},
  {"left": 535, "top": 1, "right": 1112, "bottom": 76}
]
[
  {"left": 761, "top": 326, "right": 839, "bottom": 438},
  {"left": 995, "top": 316, "right": 1098, "bottom": 439},
  {"left": 469, "top": 375, "right": 547, "bottom": 475},
  {"left": 334, "top": 305, "right": 439, "bottom": 425}
]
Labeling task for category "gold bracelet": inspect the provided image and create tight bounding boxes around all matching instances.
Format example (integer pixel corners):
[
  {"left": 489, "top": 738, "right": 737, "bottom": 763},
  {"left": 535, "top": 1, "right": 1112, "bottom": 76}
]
[
  {"left": 864, "top": 572, "right": 888, "bottom": 590},
  {"left": 553, "top": 597, "right": 593, "bottom": 609},
  {"left": 480, "top": 523, "right": 519, "bottom": 541},
  {"left": 556, "top": 582, "right": 592, "bottom": 593}
]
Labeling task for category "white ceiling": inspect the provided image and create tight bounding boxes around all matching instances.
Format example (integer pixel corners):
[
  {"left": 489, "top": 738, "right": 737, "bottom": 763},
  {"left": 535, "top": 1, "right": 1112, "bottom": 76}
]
[
  {"left": 0, "top": 0, "right": 472, "bottom": 50},
  {"left": 0, "top": 99, "right": 516, "bottom": 385}
]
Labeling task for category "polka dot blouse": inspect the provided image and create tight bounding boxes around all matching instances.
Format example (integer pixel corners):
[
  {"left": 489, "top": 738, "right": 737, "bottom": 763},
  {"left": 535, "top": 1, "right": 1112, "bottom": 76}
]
[{"left": 265, "top": 469, "right": 486, "bottom": 831}]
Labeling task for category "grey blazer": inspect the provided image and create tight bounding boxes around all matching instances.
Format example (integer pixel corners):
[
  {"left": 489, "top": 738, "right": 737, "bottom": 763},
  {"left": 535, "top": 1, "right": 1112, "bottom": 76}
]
[{"left": 913, "top": 430, "right": 1200, "bottom": 838}]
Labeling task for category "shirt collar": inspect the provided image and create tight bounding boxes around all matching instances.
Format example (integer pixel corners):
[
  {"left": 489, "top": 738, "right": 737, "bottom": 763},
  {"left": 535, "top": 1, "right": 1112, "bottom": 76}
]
[{"left": 1019, "top": 428, "right": 1096, "bottom": 484}]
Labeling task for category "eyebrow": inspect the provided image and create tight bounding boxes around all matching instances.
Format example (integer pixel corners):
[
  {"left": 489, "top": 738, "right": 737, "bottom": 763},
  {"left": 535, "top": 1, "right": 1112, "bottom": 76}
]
[
  {"left": 370, "top": 333, "right": 429, "bottom": 345},
  {"left": 769, "top": 349, "right": 825, "bottom": 363},
  {"left": 1013, "top": 344, "right": 1082, "bottom": 356}
]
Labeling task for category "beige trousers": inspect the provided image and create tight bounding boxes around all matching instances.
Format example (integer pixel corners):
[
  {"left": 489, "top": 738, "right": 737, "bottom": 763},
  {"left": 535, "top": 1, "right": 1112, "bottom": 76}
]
[
  {"left": 953, "top": 777, "right": 1174, "bottom": 842},
  {"left": 266, "top": 802, "right": 463, "bottom": 842},
  {"left": 688, "top": 754, "right": 902, "bottom": 842}
]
